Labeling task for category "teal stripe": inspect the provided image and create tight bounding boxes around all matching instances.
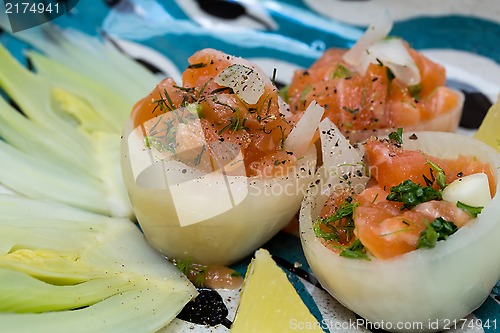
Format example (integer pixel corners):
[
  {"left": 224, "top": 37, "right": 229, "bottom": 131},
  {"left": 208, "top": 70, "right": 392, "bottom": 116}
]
[
  {"left": 392, "top": 15, "right": 500, "bottom": 64},
  {"left": 473, "top": 295, "right": 500, "bottom": 333}
]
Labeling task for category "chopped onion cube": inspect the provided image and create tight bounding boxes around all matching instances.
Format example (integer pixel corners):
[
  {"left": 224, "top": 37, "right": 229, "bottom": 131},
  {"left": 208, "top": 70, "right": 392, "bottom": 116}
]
[
  {"left": 214, "top": 64, "right": 265, "bottom": 104},
  {"left": 359, "top": 38, "right": 421, "bottom": 86},
  {"left": 443, "top": 172, "right": 492, "bottom": 208}
]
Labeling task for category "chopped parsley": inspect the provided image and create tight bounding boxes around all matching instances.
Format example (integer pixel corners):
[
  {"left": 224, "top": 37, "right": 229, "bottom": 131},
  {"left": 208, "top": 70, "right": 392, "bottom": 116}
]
[
  {"left": 185, "top": 102, "right": 203, "bottom": 118},
  {"left": 386, "top": 67, "right": 395, "bottom": 82},
  {"left": 417, "top": 217, "right": 458, "bottom": 249},
  {"left": 175, "top": 257, "right": 192, "bottom": 276},
  {"left": 279, "top": 85, "right": 290, "bottom": 104},
  {"left": 456, "top": 201, "right": 484, "bottom": 218},
  {"left": 388, "top": 128, "right": 403, "bottom": 145},
  {"left": 173, "top": 258, "right": 207, "bottom": 288},
  {"left": 342, "top": 106, "right": 360, "bottom": 115},
  {"left": 386, "top": 179, "right": 442, "bottom": 210},
  {"left": 331, "top": 64, "right": 352, "bottom": 79},
  {"left": 313, "top": 199, "right": 359, "bottom": 242},
  {"left": 339, "top": 239, "right": 370, "bottom": 260},
  {"left": 423, "top": 153, "right": 447, "bottom": 189},
  {"left": 313, "top": 222, "right": 340, "bottom": 242},
  {"left": 300, "top": 85, "right": 312, "bottom": 104},
  {"left": 231, "top": 271, "right": 242, "bottom": 278},
  {"left": 187, "top": 62, "right": 207, "bottom": 69},
  {"left": 408, "top": 83, "right": 423, "bottom": 101}
]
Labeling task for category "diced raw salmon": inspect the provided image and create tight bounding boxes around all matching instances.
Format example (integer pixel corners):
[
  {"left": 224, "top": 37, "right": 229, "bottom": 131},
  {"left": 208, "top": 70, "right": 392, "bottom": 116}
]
[
  {"left": 287, "top": 45, "right": 459, "bottom": 136},
  {"left": 130, "top": 48, "right": 296, "bottom": 176}
]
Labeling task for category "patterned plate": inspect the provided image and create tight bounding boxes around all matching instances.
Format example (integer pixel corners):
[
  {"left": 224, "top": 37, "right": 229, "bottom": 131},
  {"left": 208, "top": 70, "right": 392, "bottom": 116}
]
[{"left": 1, "top": 1, "right": 499, "bottom": 332}]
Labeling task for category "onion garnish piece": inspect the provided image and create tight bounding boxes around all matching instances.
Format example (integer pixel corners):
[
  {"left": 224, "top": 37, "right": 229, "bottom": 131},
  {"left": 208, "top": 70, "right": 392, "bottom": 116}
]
[
  {"left": 284, "top": 101, "right": 324, "bottom": 157},
  {"left": 342, "top": 11, "right": 393, "bottom": 67},
  {"left": 359, "top": 38, "right": 421, "bottom": 86},
  {"left": 214, "top": 64, "right": 265, "bottom": 104},
  {"left": 318, "top": 118, "right": 369, "bottom": 194},
  {"left": 342, "top": 12, "right": 421, "bottom": 86},
  {"left": 442, "top": 173, "right": 492, "bottom": 207},
  {"left": 300, "top": 130, "right": 500, "bottom": 331}
]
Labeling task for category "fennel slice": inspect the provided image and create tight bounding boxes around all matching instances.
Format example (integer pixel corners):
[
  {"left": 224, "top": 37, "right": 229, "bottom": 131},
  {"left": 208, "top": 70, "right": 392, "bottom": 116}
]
[
  {"left": 0, "top": 194, "right": 197, "bottom": 333},
  {"left": 0, "top": 36, "right": 139, "bottom": 217}
]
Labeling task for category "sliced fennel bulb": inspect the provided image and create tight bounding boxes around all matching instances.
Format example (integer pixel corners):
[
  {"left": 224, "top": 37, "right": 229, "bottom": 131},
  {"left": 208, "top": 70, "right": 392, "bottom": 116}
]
[
  {"left": 0, "top": 21, "right": 202, "bottom": 332},
  {"left": 0, "top": 194, "right": 197, "bottom": 333},
  {"left": 0, "top": 25, "right": 160, "bottom": 218}
]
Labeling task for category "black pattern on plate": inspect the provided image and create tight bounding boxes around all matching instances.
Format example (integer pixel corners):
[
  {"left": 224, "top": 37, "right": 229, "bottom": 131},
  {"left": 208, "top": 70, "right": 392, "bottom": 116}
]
[
  {"left": 447, "top": 79, "right": 492, "bottom": 129},
  {"left": 177, "top": 288, "right": 232, "bottom": 329},
  {"left": 194, "top": 0, "right": 275, "bottom": 30}
]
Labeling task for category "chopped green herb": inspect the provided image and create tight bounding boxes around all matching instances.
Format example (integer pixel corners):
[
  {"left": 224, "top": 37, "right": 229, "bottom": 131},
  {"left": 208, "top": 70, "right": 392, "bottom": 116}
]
[
  {"left": 423, "top": 153, "right": 447, "bottom": 189},
  {"left": 218, "top": 113, "right": 248, "bottom": 134},
  {"left": 314, "top": 199, "right": 359, "bottom": 242},
  {"left": 173, "top": 258, "right": 208, "bottom": 288},
  {"left": 193, "top": 269, "right": 207, "bottom": 288},
  {"left": 331, "top": 64, "right": 351, "bottom": 79},
  {"left": 185, "top": 102, "right": 203, "bottom": 118},
  {"left": 188, "top": 62, "right": 207, "bottom": 69},
  {"left": 313, "top": 220, "right": 340, "bottom": 242},
  {"left": 342, "top": 106, "right": 360, "bottom": 115},
  {"left": 340, "top": 239, "right": 370, "bottom": 260},
  {"left": 417, "top": 217, "right": 458, "bottom": 249},
  {"left": 162, "top": 88, "right": 175, "bottom": 111},
  {"left": 456, "top": 201, "right": 484, "bottom": 218},
  {"left": 388, "top": 128, "right": 403, "bottom": 145},
  {"left": 197, "top": 78, "right": 212, "bottom": 99},
  {"left": 322, "top": 199, "right": 358, "bottom": 224},
  {"left": 175, "top": 258, "right": 192, "bottom": 276},
  {"left": 300, "top": 85, "right": 312, "bottom": 104},
  {"left": 386, "top": 67, "right": 395, "bottom": 82},
  {"left": 279, "top": 85, "right": 290, "bottom": 104},
  {"left": 143, "top": 135, "right": 175, "bottom": 154},
  {"left": 408, "top": 83, "right": 423, "bottom": 101},
  {"left": 386, "top": 179, "right": 442, "bottom": 209},
  {"left": 230, "top": 271, "right": 242, "bottom": 278},
  {"left": 193, "top": 145, "right": 207, "bottom": 166}
]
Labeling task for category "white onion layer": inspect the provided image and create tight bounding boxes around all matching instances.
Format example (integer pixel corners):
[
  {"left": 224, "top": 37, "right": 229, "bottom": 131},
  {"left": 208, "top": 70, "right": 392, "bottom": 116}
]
[
  {"left": 359, "top": 38, "right": 421, "bottom": 86},
  {"left": 122, "top": 118, "right": 317, "bottom": 265},
  {"left": 342, "top": 11, "right": 420, "bottom": 86},
  {"left": 214, "top": 64, "right": 265, "bottom": 105},
  {"left": 342, "top": 11, "right": 393, "bottom": 67},
  {"left": 300, "top": 131, "right": 500, "bottom": 332},
  {"left": 284, "top": 100, "right": 324, "bottom": 158}
]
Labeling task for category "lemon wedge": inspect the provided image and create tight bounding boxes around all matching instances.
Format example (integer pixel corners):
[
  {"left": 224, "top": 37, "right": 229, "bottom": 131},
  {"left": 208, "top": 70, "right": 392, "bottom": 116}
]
[
  {"left": 231, "top": 249, "right": 324, "bottom": 332},
  {"left": 474, "top": 94, "right": 500, "bottom": 152}
]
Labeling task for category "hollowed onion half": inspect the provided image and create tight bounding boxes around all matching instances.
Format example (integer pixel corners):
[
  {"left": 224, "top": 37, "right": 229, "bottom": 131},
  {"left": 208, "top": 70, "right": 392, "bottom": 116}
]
[
  {"left": 300, "top": 131, "right": 500, "bottom": 332},
  {"left": 121, "top": 117, "right": 316, "bottom": 266}
]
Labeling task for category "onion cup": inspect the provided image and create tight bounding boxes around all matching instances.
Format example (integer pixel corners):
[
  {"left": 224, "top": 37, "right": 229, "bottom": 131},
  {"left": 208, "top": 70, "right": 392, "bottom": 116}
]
[
  {"left": 121, "top": 113, "right": 316, "bottom": 266},
  {"left": 300, "top": 131, "right": 500, "bottom": 332}
]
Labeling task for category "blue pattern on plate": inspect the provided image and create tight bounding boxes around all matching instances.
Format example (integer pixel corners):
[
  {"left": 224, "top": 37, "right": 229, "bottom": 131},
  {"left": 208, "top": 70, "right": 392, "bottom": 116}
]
[{"left": 2, "top": 0, "right": 499, "bottom": 331}]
